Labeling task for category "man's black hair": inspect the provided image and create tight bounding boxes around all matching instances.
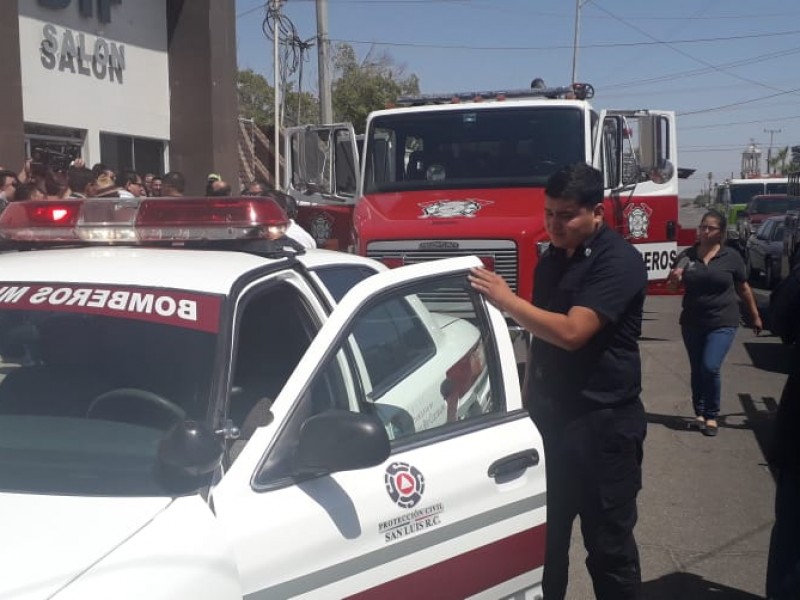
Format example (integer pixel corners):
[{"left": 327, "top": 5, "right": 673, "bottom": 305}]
[
  {"left": 91, "top": 162, "right": 111, "bottom": 179},
  {"left": 118, "top": 170, "right": 141, "bottom": 187},
  {"left": 545, "top": 163, "right": 604, "bottom": 208},
  {"left": 162, "top": 171, "right": 185, "bottom": 193},
  {"left": 0, "top": 169, "right": 17, "bottom": 185},
  {"left": 67, "top": 166, "right": 93, "bottom": 194}
]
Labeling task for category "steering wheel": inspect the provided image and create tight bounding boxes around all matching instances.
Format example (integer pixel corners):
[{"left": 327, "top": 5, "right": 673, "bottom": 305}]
[
  {"left": 86, "top": 388, "right": 186, "bottom": 429},
  {"left": 531, "top": 160, "right": 558, "bottom": 174}
]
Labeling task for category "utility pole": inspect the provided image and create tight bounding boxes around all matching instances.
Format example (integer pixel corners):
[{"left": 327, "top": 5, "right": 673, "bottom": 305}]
[
  {"left": 571, "top": 0, "right": 590, "bottom": 85},
  {"left": 316, "top": 0, "right": 333, "bottom": 123},
  {"left": 273, "top": 0, "right": 281, "bottom": 188},
  {"left": 764, "top": 127, "right": 781, "bottom": 174}
]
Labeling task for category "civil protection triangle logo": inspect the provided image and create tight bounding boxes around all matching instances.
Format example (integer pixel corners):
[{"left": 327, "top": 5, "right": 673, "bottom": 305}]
[{"left": 385, "top": 462, "right": 425, "bottom": 509}]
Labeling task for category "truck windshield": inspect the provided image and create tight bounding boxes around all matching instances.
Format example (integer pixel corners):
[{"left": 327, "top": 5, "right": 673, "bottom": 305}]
[
  {"left": 0, "top": 304, "right": 217, "bottom": 496},
  {"left": 363, "top": 106, "right": 585, "bottom": 194}
]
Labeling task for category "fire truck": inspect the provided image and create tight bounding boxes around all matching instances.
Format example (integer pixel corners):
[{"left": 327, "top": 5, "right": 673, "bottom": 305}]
[{"left": 284, "top": 82, "right": 694, "bottom": 304}]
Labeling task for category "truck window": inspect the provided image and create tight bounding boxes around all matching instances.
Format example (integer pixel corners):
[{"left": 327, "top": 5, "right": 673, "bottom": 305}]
[
  {"left": 766, "top": 182, "right": 788, "bottom": 195},
  {"left": 364, "top": 106, "right": 585, "bottom": 194},
  {"left": 730, "top": 183, "right": 765, "bottom": 206}
]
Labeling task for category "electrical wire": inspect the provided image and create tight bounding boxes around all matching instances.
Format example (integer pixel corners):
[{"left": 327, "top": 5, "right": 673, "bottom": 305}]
[
  {"left": 327, "top": 28, "right": 800, "bottom": 52},
  {"left": 261, "top": 1, "right": 316, "bottom": 126}
]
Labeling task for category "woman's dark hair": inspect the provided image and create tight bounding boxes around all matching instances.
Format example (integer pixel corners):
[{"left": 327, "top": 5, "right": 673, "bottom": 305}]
[{"left": 701, "top": 209, "right": 727, "bottom": 243}]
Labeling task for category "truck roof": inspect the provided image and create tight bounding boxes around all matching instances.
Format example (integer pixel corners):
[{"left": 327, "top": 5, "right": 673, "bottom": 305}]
[{"left": 372, "top": 98, "right": 591, "bottom": 119}]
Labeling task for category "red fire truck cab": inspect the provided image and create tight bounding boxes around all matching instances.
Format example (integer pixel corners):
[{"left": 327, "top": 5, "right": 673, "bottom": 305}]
[{"left": 285, "top": 82, "right": 693, "bottom": 303}]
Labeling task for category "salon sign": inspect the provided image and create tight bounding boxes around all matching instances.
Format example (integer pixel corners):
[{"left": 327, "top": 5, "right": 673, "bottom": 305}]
[{"left": 36, "top": 0, "right": 126, "bottom": 84}]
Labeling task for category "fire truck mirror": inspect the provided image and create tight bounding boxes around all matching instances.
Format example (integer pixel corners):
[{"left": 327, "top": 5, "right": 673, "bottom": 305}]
[{"left": 647, "top": 159, "right": 675, "bottom": 185}]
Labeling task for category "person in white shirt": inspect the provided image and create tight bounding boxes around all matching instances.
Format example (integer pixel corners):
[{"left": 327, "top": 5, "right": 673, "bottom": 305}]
[{"left": 242, "top": 183, "right": 317, "bottom": 249}]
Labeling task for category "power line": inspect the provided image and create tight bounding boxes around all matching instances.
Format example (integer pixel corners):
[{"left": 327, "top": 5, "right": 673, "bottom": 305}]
[
  {"left": 588, "top": 1, "right": 789, "bottom": 96},
  {"left": 688, "top": 114, "right": 800, "bottom": 130},
  {"left": 678, "top": 87, "right": 800, "bottom": 116},
  {"left": 327, "top": 28, "right": 800, "bottom": 51},
  {"left": 606, "top": 46, "right": 800, "bottom": 90}
]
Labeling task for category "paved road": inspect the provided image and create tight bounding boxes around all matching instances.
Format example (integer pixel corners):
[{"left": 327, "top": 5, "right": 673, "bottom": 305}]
[{"left": 564, "top": 293, "right": 789, "bottom": 599}]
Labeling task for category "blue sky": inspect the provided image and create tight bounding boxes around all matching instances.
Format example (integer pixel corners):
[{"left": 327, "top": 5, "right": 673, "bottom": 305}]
[{"left": 235, "top": 0, "right": 800, "bottom": 197}]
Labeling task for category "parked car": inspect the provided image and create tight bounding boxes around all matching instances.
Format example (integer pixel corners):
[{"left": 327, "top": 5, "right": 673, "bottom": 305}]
[
  {"left": 780, "top": 209, "right": 800, "bottom": 280},
  {"left": 747, "top": 215, "right": 785, "bottom": 288},
  {"left": 737, "top": 194, "right": 800, "bottom": 248}
]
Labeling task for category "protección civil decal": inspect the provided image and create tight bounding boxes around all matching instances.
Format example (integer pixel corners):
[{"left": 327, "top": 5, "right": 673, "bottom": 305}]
[
  {"left": 624, "top": 202, "right": 653, "bottom": 239},
  {"left": 385, "top": 462, "right": 425, "bottom": 508},
  {"left": 378, "top": 502, "right": 444, "bottom": 543},
  {"left": 418, "top": 199, "right": 493, "bottom": 219}
]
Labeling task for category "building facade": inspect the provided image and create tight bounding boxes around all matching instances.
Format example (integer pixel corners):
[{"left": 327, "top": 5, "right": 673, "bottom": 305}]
[{"left": 0, "top": 0, "right": 239, "bottom": 195}]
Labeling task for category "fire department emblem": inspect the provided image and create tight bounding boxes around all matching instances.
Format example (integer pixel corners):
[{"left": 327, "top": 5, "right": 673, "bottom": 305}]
[
  {"left": 418, "top": 199, "right": 492, "bottom": 219},
  {"left": 385, "top": 462, "right": 425, "bottom": 509},
  {"left": 623, "top": 203, "right": 653, "bottom": 239},
  {"left": 308, "top": 212, "right": 333, "bottom": 245}
]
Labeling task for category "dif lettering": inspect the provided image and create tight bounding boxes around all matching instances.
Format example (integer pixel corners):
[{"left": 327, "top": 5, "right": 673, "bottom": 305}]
[{"left": 38, "top": 0, "right": 122, "bottom": 24}]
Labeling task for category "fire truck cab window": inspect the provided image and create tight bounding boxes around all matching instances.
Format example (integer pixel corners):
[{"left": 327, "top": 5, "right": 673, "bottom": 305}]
[{"left": 365, "top": 107, "right": 585, "bottom": 193}]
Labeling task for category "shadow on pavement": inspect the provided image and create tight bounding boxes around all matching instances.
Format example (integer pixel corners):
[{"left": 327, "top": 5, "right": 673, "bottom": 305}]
[
  {"left": 743, "top": 341, "right": 794, "bottom": 375},
  {"left": 737, "top": 393, "right": 779, "bottom": 480},
  {"left": 645, "top": 412, "right": 702, "bottom": 432},
  {"left": 642, "top": 572, "right": 762, "bottom": 599}
]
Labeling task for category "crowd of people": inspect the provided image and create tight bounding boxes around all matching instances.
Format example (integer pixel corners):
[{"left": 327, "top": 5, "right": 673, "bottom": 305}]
[{"left": 0, "top": 160, "right": 316, "bottom": 248}]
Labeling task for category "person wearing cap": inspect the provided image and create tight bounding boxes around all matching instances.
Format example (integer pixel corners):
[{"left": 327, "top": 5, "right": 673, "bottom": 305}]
[
  {"left": 469, "top": 163, "right": 647, "bottom": 600},
  {"left": 206, "top": 174, "right": 231, "bottom": 197}
]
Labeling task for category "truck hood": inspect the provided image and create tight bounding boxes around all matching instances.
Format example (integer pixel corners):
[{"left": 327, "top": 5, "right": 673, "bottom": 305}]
[
  {"left": 355, "top": 187, "right": 547, "bottom": 239},
  {"left": 0, "top": 493, "right": 172, "bottom": 599}
]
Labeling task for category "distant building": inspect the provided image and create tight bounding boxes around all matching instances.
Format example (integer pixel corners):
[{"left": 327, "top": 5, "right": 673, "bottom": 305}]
[
  {"left": 741, "top": 140, "right": 762, "bottom": 178},
  {"left": 0, "top": 1, "right": 239, "bottom": 195}
]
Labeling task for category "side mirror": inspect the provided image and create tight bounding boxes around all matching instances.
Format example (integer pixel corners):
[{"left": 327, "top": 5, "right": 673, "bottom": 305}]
[
  {"left": 646, "top": 159, "right": 675, "bottom": 184},
  {"left": 158, "top": 420, "right": 224, "bottom": 478},
  {"left": 294, "top": 410, "right": 391, "bottom": 476}
]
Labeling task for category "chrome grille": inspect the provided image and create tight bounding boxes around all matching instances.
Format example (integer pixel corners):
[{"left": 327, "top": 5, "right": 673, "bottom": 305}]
[{"left": 367, "top": 240, "right": 519, "bottom": 302}]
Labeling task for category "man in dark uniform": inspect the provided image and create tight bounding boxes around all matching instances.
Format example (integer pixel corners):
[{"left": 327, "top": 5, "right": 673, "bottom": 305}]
[{"left": 469, "top": 163, "right": 647, "bottom": 600}]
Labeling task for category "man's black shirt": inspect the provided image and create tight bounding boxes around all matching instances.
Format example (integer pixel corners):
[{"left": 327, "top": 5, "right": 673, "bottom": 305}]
[
  {"left": 526, "top": 225, "right": 647, "bottom": 425},
  {"left": 677, "top": 245, "right": 746, "bottom": 330}
]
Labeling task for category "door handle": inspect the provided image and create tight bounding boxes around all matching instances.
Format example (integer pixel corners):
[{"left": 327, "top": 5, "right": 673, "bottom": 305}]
[{"left": 487, "top": 449, "right": 540, "bottom": 479}]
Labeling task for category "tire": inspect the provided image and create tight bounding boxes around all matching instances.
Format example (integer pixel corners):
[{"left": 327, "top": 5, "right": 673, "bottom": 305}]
[{"left": 745, "top": 252, "right": 754, "bottom": 281}]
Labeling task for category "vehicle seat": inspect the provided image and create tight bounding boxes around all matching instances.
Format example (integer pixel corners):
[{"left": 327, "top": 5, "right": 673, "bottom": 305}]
[
  {"left": 406, "top": 151, "right": 427, "bottom": 180},
  {"left": 0, "top": 316, "right": 113, "bottom": 417}
]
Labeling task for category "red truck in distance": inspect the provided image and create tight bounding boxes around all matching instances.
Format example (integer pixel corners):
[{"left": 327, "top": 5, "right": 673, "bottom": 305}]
[{"left": 285, "top": 82, "right": 694, "bottom": 306}]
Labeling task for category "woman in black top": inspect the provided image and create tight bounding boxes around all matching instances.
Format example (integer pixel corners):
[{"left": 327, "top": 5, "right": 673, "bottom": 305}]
[{"left": 668, "top": 210, "right": 762, "bottom": 436}]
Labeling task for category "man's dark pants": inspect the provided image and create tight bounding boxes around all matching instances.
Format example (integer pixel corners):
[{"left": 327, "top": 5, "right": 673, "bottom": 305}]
[{"left": 537, "top": 400, "right": 646, "bottom": 600}]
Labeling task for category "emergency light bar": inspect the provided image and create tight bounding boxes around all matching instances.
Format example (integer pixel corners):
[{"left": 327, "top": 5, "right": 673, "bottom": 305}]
[
  {"left": 0, "top": 197, "right": 290, "bottom": 245},
  {"left": 395, "top": 82, "right": 594, "bottom": 106}
]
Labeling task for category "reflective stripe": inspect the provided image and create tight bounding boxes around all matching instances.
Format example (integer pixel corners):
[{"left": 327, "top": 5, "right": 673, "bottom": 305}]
[{"left": 245, "top": 491, "right": 546, "bottom": 599}]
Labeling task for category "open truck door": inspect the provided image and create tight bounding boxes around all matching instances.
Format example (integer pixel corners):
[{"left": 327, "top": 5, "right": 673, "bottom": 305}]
[
  {"left": 593, "top": 109, "right": 688, "bottom": 288},
  {"left": 284, "top": 123, "right": 361, "bottom": 251}
]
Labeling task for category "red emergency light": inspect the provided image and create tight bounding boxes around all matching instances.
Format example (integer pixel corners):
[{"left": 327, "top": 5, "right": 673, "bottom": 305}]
[{"left": 0, "top": 197, "right": 290, "bottom": 245}]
